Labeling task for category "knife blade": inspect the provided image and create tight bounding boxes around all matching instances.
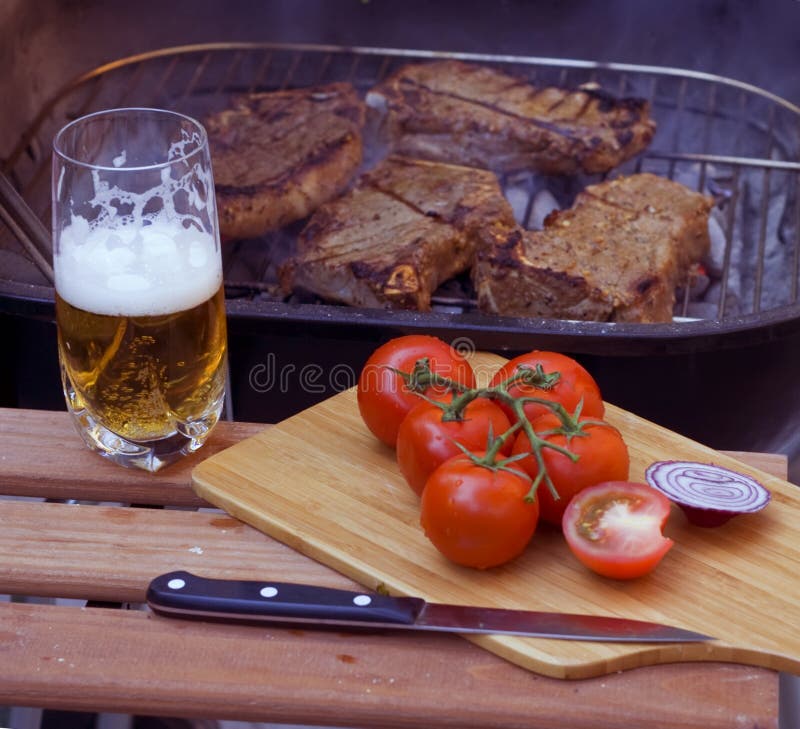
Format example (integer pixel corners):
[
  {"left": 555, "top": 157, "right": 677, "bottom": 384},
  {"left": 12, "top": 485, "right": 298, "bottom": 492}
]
[{"left": 146, "top": 571, "right": 713, "bottom": 643}]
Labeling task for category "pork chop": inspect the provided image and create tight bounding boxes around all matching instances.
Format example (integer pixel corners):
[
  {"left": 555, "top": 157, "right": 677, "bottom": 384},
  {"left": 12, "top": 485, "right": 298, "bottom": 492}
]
[
  {"left": 368, "top": 60, "right": 656, "bottom": 175},
  {"left": 206, "top": 83, "right": 366, "bottom": 240},
  {"left": 472, "top": 173, "right": 713, "bottom": 323},
  {"left": 279, "top": 156, "right": 516, "bottom": 310}
]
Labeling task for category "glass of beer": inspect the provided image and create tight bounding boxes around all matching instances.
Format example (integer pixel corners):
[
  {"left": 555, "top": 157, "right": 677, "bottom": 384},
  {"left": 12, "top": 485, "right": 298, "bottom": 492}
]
[{"left": 52, "top": 108, "right": 228, "bottom": 472}]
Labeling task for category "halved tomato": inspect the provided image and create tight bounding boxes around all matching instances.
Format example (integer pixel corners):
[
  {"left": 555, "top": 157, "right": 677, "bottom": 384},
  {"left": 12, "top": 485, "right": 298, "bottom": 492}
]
[{"left": 562, "top": 481, "right": 673, "bottom": 580}]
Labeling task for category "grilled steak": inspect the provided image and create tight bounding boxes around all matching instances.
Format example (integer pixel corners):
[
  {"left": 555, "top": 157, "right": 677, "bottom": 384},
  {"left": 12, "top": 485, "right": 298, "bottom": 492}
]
[
  {"left": 472, "top": 174, "right": 713, "bottom": 323},
  {"left": 206, "top": 83, "right": 366, "bottom": 240},
  {"left": 279, "top": 156, "right": 516, "bottom": 310},
  {"left": 368, "top": 60, "right": 656, "bottom": 175}
]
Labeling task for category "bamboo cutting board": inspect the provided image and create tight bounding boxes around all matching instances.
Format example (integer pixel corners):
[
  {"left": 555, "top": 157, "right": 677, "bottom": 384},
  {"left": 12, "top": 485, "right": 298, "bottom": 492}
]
[{"left": 193, "top": 353, "right": 800, "bottom": 679}]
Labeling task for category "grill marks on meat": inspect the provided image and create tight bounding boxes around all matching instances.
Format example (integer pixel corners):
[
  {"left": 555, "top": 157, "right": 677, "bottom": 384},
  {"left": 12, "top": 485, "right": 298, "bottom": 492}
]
[
  {"left": 472, "top": 174, "right": 713, "bottom": 323},
  {"left": 369, "top": 60, "right": 656, "bottom": 175},
  {"left": 206, "top": 83, "right": 366, "bottom": 240},
  {"left": 279, "top": 156, "right": 516, "bottom": 310}
]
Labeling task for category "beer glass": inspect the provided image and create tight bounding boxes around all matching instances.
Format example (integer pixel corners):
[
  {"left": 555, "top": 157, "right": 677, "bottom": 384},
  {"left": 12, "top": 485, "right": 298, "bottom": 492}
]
[{"left": 52, "top": 108, "right": 228, "bottom": 472}]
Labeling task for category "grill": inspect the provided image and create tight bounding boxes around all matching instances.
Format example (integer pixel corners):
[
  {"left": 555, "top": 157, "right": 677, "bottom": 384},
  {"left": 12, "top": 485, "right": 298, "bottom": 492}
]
[
  {"left": 3, "top": 42, "right": 800, "bottom": 483},
  {"left": 3, "top": 42, "right": 800, "bottom": 355}
]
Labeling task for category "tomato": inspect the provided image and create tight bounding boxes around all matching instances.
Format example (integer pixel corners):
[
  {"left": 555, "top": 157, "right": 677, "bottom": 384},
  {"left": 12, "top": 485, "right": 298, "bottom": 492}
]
[
  {"left": 489, "top": 351, "right": 604, "bottom": 423},
  {"left": 357, "top": 335, "right": 477, "bottom": 447},
  {"left": 562, "top": 481, "right": 674, "bottom": 580},
  {"left": 511, "top": 412, "right": 630, "bottom": 525},
  {"left": 397, "top": 396, "right": 512, "bottom": 496},
  {"left": 420, "top": 453, "right": 539, "bottom": 569}
]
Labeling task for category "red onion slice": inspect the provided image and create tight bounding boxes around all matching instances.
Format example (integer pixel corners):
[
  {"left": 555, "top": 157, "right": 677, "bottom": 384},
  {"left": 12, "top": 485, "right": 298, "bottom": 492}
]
[{"left": 644, "top": 460, "right": 771, "bottom": 527}]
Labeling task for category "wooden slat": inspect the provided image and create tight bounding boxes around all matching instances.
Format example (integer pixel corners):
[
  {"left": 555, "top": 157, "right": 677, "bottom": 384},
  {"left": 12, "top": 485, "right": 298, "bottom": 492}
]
[
  {"left": 0, "top": 408, "right": 266, "bottom": 505},
  {"left": 0, "top": 406, "right": 787, "bottom": 503},
  {"left": 0, "top": 500, "right": 360, "bottom": 602},
  {"left": 0, "top": 600, "right": 777, "bottom": 729}
]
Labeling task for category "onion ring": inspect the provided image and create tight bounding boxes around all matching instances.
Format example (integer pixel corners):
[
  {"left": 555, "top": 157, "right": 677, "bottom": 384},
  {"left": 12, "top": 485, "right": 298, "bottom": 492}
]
[{"left": 644, "top": 460, "right": 771, "bottom": 527}]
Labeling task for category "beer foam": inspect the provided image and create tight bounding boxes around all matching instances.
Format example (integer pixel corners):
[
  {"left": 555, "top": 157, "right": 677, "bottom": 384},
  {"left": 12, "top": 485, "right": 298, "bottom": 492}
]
[
  {"left": 55, "top": 128, "right": 222, "bottom": 316},
  {"left": 55, "top": 217, "right": 222, "bottom": 316}
]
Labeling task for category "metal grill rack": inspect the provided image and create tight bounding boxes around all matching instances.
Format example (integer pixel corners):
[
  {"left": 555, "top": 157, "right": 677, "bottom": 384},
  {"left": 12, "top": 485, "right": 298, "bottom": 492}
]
[{"left": 2, "top": 42, "right": 800, "bottom": 345}]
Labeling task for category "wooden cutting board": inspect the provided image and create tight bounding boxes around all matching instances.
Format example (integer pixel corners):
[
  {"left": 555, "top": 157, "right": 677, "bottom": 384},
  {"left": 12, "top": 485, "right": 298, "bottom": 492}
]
[{"left": 193, "top": 352, "right": 800, "bottom": 679}]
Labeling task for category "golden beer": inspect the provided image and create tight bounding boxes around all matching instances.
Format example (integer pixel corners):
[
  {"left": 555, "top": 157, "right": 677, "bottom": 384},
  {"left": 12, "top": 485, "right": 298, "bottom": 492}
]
[{"left": 56, "top": 285, "right": 227, "bottom": 443}]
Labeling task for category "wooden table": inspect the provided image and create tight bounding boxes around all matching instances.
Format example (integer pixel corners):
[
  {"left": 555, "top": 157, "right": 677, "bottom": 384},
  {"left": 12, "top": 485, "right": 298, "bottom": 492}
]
[{"left": 0, "top": 407, "right": 785, "bottom": 729}]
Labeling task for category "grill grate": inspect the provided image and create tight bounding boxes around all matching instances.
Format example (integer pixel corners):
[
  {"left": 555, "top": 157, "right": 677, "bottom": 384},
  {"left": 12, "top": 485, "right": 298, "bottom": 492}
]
[{"left": 2, "top": 41, "right": 800, "bottom": 330}]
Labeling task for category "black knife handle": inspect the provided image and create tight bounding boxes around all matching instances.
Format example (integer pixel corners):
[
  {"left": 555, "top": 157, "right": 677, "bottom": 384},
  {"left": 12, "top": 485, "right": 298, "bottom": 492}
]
[{"left": 146, "top": 571, "right": 426, "bottom": 626}]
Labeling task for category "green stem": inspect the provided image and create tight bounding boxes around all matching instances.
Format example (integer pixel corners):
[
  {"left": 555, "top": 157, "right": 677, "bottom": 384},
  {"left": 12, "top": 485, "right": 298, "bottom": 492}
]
[
  {"left": 440, "top": 387, "right": 483, "bottom": 422},
  {"left": 510, "top": 398, "right": 560, "bottom": 502}
]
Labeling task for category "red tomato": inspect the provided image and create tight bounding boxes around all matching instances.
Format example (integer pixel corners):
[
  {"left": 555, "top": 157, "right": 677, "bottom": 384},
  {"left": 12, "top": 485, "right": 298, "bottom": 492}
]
[
  {"left": 357, "top": 335, "right": 476, "bottom": 447},
  {"left": 512, "top": 412, "right": 630, "bottom": 525},
  {"left": 397, "top": 396, "right": 512, "bottom": 496},
  {"left": 562, "top": 481, "right": 674, "bottom": 580},
  {"left": 420, "top": 453, "right": 539, "bottom": 569},
  {"left": 489, "top": 351, "right": 604, "bottom": 423}
]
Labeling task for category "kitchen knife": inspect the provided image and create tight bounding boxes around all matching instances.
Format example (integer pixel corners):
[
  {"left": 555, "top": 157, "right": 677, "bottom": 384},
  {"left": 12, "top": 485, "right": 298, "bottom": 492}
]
[{"left": 146, "top": 571, "right": 713, "bottom": 643}]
